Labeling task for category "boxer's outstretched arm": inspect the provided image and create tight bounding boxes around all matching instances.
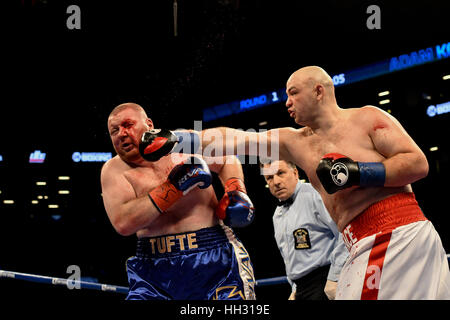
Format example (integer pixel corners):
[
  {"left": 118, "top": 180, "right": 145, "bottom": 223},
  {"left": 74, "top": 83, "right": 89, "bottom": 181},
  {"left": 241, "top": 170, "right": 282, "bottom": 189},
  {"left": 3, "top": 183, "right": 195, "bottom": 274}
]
[
  {"left": 199, "top": 127, "right": 294, "bottom": 162},
  {"left": 100, "top": 160, "right": 162, "bottom": 236},
  {"left": 139, "top": 126, "right": 300, "bottom": 164},
  {"left": 366, "top": 107, "right": 429, "bottom": 187}
]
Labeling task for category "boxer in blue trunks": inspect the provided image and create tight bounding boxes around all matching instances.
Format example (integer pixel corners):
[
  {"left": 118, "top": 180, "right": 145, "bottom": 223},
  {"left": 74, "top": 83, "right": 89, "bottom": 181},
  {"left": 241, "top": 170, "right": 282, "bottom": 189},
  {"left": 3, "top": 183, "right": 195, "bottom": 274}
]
[{"left": 100, "top": 103, "right": 256, "bottom": 300}]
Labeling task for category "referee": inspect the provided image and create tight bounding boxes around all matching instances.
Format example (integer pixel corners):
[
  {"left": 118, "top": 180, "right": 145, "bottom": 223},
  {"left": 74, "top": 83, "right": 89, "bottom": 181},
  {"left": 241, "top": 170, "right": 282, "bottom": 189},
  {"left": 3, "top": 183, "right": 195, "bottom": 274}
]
[{"left": 260, "top": 160, "right": 348, "bottom": 300}]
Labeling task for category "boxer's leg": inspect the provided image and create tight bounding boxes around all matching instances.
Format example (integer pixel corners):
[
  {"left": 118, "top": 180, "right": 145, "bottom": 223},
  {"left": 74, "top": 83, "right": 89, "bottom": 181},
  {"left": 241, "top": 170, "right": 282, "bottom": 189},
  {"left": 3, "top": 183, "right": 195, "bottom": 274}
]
[
  {"left": 209, "top": 223, "right": 256, "bottom": 300},
  {"left": 125, "top": 256, "right": 170, "bottom": 300},
  {"left": 377, "top": 221, "right": 450, "bottom": 299},
  {"left": 335, "top": 234, "right": 377, "bottom": 300}
]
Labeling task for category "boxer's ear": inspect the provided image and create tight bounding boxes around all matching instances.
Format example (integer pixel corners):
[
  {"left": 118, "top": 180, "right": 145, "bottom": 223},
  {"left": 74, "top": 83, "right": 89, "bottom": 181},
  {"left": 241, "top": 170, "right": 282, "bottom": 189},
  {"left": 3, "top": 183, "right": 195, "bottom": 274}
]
[
  {"left": 146, "top": 118, "right": 154, "bottom": 129},
  {"left": 314, "top": 84, "right": 325, "bottom": 101}
]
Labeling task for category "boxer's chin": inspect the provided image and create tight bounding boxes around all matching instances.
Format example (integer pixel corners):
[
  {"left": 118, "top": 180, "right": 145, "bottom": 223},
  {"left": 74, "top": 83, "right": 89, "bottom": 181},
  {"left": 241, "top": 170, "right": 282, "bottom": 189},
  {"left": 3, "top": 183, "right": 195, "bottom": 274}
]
[
  {"left": 294, "top": 115, "right": 305, "bottom": 126},
  {"left": 120, "top": 148, "right": 141, "bottom": 163}
]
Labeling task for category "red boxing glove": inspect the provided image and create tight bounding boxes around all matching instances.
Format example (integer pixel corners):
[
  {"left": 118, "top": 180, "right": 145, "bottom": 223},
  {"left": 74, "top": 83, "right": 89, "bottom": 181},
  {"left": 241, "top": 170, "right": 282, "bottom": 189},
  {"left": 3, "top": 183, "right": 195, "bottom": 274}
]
[
  {"left": 215, "top": 178, "right": 246, "bottom": 219},
  {"left": 216, "top": 178, "right": 254, "bottom": 228}
]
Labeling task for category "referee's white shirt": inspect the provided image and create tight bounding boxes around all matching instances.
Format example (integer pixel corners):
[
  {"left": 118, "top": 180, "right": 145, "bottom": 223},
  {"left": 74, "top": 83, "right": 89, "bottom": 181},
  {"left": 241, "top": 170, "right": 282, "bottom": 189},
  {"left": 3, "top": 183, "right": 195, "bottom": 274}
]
[{"left": 273, "top": 181, "right": 348, "bottom": 288}]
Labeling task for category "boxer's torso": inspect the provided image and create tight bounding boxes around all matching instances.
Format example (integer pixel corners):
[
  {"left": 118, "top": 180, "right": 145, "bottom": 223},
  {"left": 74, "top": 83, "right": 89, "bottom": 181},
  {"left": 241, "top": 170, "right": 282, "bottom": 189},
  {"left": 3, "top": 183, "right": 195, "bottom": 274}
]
[
  {"left": 286, "top": 106, "right": 411, "bottom": 231},
  {"left": 119, "top": 153, "right": 218, "bottom": 238}
]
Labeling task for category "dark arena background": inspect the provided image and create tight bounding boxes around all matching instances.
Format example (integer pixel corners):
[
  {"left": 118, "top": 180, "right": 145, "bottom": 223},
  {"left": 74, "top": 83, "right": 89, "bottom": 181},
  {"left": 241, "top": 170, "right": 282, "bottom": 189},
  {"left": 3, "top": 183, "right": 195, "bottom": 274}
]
[{"left": 0, "top": 0, "right": 449, "bottom": 307}]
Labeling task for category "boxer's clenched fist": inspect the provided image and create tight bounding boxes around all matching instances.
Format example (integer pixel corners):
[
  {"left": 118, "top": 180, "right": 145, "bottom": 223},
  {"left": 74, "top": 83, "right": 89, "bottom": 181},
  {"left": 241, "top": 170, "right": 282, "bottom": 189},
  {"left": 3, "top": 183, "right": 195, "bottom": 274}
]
[
  {"left": 140, "top": 129, "right": 201, "bottom": 162},
  {"left": 215, "top": 178, "right": 255, "bottom": 228},
  {"left": 148, "top": 156, "right": 212, "bottom": 213},
  {"left": 140, "top": 129, "right": 179, "bottom": 162},
  {"left": 316, "top": 153, "right": 385, "bottom": 194}
]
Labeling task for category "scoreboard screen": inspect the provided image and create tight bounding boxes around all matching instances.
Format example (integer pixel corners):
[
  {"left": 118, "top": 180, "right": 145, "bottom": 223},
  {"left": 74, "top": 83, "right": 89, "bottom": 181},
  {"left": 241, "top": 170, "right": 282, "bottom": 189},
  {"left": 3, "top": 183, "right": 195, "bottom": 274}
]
[{"left": 203, "top": 41, "right": 450, "bottom": 122}]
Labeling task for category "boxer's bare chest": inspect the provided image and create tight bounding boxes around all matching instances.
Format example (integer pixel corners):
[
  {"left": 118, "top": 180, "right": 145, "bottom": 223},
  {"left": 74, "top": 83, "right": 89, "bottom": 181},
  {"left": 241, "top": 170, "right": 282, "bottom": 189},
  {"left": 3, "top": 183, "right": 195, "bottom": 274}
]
[
  {"left": 293, "top": 122, "right": 374, "bottom": 176},
  {"left": 123, "top": 160, "right": 175, "bottom": 197},
  {"left": 317, "top": 129, "right": 373, "bottom": 159}
]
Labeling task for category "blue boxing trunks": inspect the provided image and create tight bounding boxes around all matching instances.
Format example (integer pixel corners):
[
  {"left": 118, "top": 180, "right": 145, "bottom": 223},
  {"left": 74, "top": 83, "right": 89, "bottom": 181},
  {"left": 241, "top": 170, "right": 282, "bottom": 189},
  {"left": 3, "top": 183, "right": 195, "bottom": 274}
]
[{"left": 126, "top": 223, "right": 256, "bottom": 300}]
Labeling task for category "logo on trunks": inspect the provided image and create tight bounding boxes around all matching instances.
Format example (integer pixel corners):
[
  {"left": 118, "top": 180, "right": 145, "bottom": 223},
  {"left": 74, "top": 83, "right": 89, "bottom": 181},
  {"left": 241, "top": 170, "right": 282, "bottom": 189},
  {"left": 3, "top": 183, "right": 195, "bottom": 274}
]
[
  {"left": 330, "top": 162, "right": 349, "bottom": 186},
  {"left": 148, "top": 233, "right": 198, "bottom": 254},
  {"left": 213, "top": 244, "right": 256, "bottom": 300},
  {"left": 342, "top": 224, "right": 358, "bottom": 250},
  {"left": 293, "top": 228, "right": 311, "bottom": 250},
  {"left": 213, "top": 286, "right": 244, "bottom": 300}
]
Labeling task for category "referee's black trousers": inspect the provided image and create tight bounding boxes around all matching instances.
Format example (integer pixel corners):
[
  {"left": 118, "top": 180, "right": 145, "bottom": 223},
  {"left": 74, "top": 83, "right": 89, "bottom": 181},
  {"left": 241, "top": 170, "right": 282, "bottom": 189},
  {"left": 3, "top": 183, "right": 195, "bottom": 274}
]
[{"left": 293, "top": 264, "right": 330, "bottom": 300}]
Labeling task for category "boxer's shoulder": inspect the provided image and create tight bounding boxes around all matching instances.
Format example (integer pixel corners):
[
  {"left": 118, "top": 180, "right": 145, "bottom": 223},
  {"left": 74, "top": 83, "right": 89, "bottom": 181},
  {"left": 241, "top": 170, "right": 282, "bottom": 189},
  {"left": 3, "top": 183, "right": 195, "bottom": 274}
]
[
  {"left": 102, "top": 155, "right": 130, "bottom": 173},
  {"left": 100, "top": 156, "right": 130, "bottom": 188},
  {"left": 277, "top": 127, "right": 311, "bottom": 158},
  {"left": 102, "top": 155, "right": 149, "bottom": 184},
  {"left": 354, "top": 105, "right": 388, "bottom": 119},
  {"left": 341, "top": 106, "right": 388, "bottom": 129},
  {"left": 276, "top": 126, "right": 309, "bottom": 139}
]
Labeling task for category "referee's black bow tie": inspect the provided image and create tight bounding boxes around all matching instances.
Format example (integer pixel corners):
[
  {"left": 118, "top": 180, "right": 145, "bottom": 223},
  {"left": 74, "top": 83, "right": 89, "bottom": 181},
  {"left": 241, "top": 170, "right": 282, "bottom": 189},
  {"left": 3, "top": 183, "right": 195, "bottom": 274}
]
[{"left": 278, "top": 197, "right": 294, "bottom": 207}]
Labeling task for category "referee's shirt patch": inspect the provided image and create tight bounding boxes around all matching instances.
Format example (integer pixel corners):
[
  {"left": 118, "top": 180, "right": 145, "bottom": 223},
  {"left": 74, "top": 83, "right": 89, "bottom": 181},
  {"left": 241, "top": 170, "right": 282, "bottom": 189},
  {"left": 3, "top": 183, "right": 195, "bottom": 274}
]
[{"left": 293, "top": 228, "right": 311, "bottom": 250}]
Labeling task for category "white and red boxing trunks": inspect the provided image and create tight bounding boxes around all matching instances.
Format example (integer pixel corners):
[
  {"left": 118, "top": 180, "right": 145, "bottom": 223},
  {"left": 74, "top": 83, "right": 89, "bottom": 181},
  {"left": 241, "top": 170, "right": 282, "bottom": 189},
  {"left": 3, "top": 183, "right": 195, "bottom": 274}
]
[{"left": 337, "top": 192, "right": 450, "bottom": 300}]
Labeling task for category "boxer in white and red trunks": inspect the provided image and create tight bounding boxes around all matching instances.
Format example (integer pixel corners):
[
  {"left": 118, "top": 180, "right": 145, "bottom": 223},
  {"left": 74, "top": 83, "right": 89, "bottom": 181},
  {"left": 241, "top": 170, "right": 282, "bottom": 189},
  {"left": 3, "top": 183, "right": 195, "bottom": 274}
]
[
  {"left": 337, "top": 192, "right": 449, "bottom": 299},
  {"left": 139, "top": 66, "right": 450, "bottom": 299}
]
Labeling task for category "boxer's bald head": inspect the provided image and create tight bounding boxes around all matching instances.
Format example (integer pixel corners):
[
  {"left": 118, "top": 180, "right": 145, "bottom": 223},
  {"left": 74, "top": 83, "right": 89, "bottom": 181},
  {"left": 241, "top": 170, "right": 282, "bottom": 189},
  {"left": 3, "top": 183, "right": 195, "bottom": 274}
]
[
  {"left": 285, "top": 66, "right": 338, "bottom": 126},
  {"left": 287, "top": 66, "right": 335, "bottom": 99},
  {"left": 109, "top": 102, "right": 148, "bottom": 120}
]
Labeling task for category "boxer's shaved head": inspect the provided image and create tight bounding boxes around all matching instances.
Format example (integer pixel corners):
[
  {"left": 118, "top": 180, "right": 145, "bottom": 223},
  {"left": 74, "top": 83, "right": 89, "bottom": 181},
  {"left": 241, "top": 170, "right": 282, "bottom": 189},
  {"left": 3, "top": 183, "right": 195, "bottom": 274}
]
[
  {"left": 287, "top": 66, "right": 335, "bottom": 98},
  {"left": 285, "top": 66, "right": 339, "bottom": 126},
  {"left": 109, "top": 102, "right": 148, "bottom": 120}
]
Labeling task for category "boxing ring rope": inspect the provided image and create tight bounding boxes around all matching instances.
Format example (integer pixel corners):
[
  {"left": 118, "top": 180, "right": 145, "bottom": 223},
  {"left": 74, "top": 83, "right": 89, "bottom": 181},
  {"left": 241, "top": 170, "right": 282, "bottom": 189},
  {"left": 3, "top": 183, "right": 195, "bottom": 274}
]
[
  {"left": 2, "top": 254, "right": 449, "bottom": 294},
  {"left": 0, "top": 269, "right": 129, "bottom": 294},
  {"left": 0, "top": 269, "right": 289, "bottom": 294}
]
